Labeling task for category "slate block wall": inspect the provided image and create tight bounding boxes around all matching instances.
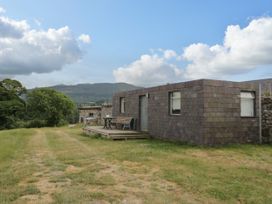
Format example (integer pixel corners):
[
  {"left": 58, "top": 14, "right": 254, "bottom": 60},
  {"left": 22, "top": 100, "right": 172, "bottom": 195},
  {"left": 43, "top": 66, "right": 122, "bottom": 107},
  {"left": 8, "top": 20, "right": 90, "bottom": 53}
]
[
  {"left": 202, "top": 80, "right": 259, "bottom": 145},
  {"left": 113, "top": 80, "right": 205, "bottom": 144},
  {"left": 112, "top": 79, "right": 261, "bottom": 145}
]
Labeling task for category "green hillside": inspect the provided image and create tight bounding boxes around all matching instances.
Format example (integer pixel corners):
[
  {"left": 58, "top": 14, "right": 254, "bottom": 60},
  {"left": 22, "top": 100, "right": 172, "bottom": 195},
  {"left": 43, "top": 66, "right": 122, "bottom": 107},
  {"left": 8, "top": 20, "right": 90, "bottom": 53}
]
[{"left": 47, "top": 83, "right": 141, "bottom": 104}]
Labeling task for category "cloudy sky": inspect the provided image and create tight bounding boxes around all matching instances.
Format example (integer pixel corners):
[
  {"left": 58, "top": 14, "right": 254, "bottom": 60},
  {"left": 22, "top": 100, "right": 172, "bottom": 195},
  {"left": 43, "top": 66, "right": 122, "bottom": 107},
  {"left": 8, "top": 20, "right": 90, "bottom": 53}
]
[{"left": 0, "top": 0, "right": 272, "bottom": 88}]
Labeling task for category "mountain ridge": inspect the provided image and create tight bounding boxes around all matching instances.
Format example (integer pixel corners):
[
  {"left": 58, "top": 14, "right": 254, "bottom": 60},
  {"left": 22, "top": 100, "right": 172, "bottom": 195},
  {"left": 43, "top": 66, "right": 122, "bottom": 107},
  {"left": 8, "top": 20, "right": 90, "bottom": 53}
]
[{"left": 39, "top": 82, "right": 142, "bottom": 104}]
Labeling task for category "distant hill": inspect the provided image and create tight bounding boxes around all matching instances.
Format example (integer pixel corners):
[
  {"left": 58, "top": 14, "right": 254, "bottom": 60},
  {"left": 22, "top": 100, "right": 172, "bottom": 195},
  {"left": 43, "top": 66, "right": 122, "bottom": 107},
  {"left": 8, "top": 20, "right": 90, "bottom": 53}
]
[{"left": 45, "top": 83, "right": 141, "bottom": 104}]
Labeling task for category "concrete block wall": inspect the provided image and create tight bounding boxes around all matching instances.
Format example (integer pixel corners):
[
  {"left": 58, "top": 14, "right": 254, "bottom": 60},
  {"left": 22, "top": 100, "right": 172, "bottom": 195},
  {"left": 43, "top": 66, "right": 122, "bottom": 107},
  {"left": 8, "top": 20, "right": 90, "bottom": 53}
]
[
  {"left": 202, "top": 80, "right": 259, "bottom": 145},
  {"left": 148, "top": 80, "right": 204, "bottom": 144},
  {"left": 112, "top": 79, "right": 263, "bottom": 145},
  {"left": 113, "top": 80, "right": 205, "bottom": 144}
]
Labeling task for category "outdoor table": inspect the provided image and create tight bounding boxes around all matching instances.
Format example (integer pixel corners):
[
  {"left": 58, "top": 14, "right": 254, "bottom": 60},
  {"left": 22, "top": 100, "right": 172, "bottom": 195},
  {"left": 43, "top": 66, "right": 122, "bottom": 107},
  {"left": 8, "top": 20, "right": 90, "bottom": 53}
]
[{"left": 103, "top": 117, "right": 113, "bottom": 129}]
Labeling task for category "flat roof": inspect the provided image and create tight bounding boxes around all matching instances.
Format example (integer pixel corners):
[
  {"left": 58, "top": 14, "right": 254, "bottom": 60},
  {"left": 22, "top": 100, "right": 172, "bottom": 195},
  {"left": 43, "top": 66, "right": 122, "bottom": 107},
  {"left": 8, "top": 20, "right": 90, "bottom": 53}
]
[
  {"left": 78, "top": 106, "right": 101, "bottom": 110},
  {"left": 113, "top": 78, "right": 272, "bottom": 95}
]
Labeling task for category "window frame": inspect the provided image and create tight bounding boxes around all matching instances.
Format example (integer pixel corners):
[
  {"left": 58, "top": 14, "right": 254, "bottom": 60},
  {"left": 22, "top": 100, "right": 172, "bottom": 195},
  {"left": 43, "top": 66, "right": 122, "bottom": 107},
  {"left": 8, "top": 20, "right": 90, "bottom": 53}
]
[
  {"left": 120, "top": 97, "right": 125, "bottom": 113},
  {"left": 240, "top": 91, "right": 256, "bottom": 118},
  {"left": 169, "top": 91, "right": 181, "bottom": 116}
]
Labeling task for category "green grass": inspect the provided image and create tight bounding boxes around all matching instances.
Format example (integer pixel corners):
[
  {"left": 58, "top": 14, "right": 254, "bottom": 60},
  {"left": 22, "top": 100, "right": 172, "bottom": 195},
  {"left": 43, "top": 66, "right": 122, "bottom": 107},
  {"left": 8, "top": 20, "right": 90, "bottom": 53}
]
[
  {"left": 0, "top": 129, "right": 38, "bottom": 203},
  {"left": 0, "top": 126, "right": 271, "bottom": 203},
  {"left": 52, "top": 186, "right": 106, "bottom": 204},
  {"left": 0, "top": 129, "right": 32, "bottom": 166},
  {"left": 21, "top": 184, "right": 40, "bottom": 195}
]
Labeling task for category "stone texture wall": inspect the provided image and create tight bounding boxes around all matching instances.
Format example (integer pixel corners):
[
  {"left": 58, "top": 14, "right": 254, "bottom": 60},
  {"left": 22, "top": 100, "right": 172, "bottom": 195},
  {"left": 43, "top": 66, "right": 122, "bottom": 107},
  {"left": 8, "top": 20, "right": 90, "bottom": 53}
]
[
  {"left": 262, "top": 97, "right": 272, "bottom": 143},
  {"left": 78, "top": 107, "right": 101, "bottom": 125},
  {"left": 202, "top": 80, "right": 259, "bottom": 145},
  {"left": 79, "top": 105, "right": 112, "bottom": 126},
  {"left": 101, "top": 105, "right": 113, "bottom": 125},
  {"left": 113, "top": 80, "right": 205, "bottom": 144},
  {"left": 112, "top": 79, "right": 263, "bottom": 145}
]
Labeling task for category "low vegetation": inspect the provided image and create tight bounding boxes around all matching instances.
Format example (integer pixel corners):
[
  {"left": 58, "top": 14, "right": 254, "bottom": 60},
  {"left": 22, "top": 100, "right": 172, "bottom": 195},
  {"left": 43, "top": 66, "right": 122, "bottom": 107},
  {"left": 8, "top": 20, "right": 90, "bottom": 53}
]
[{"left": 0, "top": 127, "right": 271, "bottom": 203}]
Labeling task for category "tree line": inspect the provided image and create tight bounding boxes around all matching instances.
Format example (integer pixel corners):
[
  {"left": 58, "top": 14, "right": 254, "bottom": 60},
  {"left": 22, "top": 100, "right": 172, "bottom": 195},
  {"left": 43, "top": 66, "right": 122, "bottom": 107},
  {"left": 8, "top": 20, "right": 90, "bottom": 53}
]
[{"left": 0, "top": 79, "right": 77, "bottom": 130}]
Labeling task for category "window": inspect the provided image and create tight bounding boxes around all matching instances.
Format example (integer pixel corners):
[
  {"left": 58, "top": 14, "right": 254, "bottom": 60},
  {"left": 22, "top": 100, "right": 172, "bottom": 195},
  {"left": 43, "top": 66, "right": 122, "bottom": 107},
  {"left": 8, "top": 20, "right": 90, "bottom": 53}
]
[
  {"left": 240, "top": 92, "right": 255, "bottom": 117},
  {"left": 89, "top": 113, "right": 94, "bottom": 117},
  {"left": 169, "top": 91, "right": 181, "bottom": 115},
  {"left": 120, "top": 97, "right": 125, "bottom": 113}
]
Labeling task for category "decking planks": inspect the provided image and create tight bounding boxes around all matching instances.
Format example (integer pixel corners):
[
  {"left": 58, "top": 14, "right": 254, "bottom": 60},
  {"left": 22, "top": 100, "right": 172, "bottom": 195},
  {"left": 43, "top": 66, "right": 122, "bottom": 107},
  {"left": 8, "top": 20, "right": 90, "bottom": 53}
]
[{"left": 83, "top": 126, "right": 149, "bottom": 140}]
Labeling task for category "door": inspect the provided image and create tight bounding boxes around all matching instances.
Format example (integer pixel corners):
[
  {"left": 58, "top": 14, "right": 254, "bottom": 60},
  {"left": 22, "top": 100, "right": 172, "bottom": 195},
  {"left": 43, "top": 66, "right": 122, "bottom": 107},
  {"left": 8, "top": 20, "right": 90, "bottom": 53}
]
[{"left": 139, "top": 95, "right": 148, "bottom": 131}]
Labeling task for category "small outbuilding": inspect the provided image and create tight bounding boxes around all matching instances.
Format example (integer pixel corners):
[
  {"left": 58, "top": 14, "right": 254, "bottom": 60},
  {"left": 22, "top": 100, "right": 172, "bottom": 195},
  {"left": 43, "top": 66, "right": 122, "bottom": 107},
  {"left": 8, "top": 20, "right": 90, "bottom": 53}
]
[
  {"left": 112, "top": 79, "right": 272, "bottom": 145},
  {"left": 78, "top": 103, "right": 112, "bottom": 126}
]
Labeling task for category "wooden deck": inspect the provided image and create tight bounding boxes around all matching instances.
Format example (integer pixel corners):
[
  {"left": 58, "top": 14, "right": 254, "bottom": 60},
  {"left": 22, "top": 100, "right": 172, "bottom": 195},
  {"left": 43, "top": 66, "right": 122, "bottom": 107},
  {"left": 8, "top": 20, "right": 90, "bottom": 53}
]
[{"left": 83, "top": 126, "right": 150, "bottom": 140}]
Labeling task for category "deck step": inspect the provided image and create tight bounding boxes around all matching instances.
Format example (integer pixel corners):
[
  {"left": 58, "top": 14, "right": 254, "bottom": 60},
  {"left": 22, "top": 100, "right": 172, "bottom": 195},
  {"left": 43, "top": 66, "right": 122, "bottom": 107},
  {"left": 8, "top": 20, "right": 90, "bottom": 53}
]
[
  {"left": 83, "top": 126, "right": 150, "bottom": 140},
  {"left": 109, "top": 134, "right": 150, "bottom": 140},
  {"left": 108, "top": 132, "right": 144, "bottom": 136}
]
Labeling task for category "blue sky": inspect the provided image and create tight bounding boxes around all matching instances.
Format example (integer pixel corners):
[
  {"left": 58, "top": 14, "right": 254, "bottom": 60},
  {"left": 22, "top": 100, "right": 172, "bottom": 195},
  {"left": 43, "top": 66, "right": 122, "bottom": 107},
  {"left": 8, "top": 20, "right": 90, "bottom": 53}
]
[{"left": 0, "top": 0, "right": 272, "bottom": 87}]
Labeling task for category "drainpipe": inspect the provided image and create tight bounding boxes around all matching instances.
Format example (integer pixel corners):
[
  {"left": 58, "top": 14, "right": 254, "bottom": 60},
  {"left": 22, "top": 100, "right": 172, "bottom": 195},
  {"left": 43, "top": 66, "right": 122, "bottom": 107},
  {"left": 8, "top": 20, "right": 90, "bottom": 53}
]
[{"left": 259, "top": 83, "right": 262, "bottom": 144}]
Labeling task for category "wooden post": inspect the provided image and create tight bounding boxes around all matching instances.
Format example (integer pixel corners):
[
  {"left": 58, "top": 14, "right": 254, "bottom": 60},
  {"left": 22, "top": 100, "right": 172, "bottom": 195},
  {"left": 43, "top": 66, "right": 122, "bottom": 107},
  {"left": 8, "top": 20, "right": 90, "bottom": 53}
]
[{"left": 259, "top": 83, "right": 262, "bottom": 144}]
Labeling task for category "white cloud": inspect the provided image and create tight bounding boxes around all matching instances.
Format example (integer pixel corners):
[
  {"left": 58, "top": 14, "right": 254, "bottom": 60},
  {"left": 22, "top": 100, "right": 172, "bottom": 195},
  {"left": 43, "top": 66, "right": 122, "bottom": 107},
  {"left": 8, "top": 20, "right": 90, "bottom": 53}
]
[
  {"left": 0, "top": 16, "right": 29, "bottom": 38},
  {"left": 114, "top": 17, "right": 272, "bottom": 86},
  {"left": 0, "top": 7, "right": 5, "bottom": 14},
  {"left": 78, "top": 34, "right": 91, "bottom": 44},
  {"left": 13, "top": 62, "right": 99, "bottom": 88},
  {"left": 0, "top": 12, "right": 90, "bottom": 75},
  {"left": 113, "top": 53, "right": 182, "bottom": 86},
  {"left": 183, "top": 17, "right": 272, "bottom": 79},
  {"left": 163, "top": 49, "right": 177, "bottom": 59}
]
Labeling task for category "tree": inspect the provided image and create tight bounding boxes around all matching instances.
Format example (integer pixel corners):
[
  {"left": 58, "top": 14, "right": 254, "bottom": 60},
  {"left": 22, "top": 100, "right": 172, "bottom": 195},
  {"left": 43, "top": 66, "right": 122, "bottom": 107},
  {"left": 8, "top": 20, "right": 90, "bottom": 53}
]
[
  {"left": 1, "top": 79, "right": 26, "bottom": 96},
  {"left": 27, "top": 88, "right": 75, "bottom": 126},
  {"left": 0, "top": 79, "right": 26, "bottom": 129}
]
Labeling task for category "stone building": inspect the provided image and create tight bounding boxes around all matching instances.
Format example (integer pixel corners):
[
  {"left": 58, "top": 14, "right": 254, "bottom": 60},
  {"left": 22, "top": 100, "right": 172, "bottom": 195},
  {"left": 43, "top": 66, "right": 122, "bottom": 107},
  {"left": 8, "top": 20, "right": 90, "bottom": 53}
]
[
  {"left": 261, "top": 97, "right": 272, "bottom": 143},
  {"left": 101, "top": 104, "right": 113, "bottom": 121},
  {"left": 78, "top": 104, "right": 112, "bottom": 125},
  {"left": 112, "top": 79, "right": 272, "bottom": 145}
]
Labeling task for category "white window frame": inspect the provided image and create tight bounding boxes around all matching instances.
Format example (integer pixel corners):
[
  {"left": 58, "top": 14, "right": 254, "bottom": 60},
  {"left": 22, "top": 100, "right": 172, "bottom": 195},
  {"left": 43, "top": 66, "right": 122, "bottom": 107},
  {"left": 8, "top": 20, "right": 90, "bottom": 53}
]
[
  {"left": 120, "top": 97, "right": 125, "bottom": 113},
  {"left": 169, "top": 91, "right": 181, "bottom": 115},
  {"left": 240, "top": 91, "right": 255, "bottom": 117}
]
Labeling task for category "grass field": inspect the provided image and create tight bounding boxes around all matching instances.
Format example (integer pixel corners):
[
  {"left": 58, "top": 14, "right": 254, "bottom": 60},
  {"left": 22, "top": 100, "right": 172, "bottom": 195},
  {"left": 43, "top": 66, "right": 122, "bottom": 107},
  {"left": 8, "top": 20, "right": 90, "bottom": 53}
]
[{"left": 0, "top": 127, "right": 271, "bottom": 204}]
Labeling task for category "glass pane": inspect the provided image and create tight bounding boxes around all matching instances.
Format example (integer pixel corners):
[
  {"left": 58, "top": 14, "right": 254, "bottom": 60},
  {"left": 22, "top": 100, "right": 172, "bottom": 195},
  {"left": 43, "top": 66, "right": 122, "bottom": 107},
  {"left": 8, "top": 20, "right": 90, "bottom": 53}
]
[
  {"left": 241, "top": 98, "right": 254, "bottom": 117},
  {"left": 172, "top": 92, "right": 181, "bottom": 99},
  {"left": 170, "top": 92, "right": 181, "bottom": 114},
  {"left": 241, "top": 92, "right": 255, "bottom": 99},
  {"left": 120, "top": 98, "right": 125, "bottom": 113},
  {"left": 172, "top": 98, "right": 180, "bottom": 110}
]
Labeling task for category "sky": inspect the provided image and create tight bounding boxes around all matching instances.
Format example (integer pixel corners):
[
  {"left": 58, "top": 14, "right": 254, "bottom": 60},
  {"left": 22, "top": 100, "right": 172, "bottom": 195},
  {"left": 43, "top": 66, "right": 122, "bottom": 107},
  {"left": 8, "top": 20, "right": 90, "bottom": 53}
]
[{"left": 0, "top": 0, "right": 272, "bottom": 88}]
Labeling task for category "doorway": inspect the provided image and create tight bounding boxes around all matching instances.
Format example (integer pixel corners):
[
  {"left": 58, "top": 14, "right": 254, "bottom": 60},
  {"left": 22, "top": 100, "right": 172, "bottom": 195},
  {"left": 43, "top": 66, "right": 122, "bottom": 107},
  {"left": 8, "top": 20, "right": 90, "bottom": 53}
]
[{"left": 139, "top": 95, "right": 148, "bottom": 131}]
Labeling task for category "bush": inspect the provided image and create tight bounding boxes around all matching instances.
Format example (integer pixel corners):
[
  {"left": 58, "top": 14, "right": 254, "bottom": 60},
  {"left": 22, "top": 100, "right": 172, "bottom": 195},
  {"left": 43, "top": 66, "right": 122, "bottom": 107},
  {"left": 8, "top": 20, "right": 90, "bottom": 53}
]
[
  {"left": 14, "top": 120, "right": 29, "bottom": 128},
  {"left": 57, "top": 119, "right": 68, "bottom": 127},
  {"left": 26, "top": 88, "right": 75, "bottom": 127},
  {"left": 0, "top": 118, "right": 14, "bottom": 130},
  {"left": 27, "top": 119, "right": 47, "bottom": 128}
]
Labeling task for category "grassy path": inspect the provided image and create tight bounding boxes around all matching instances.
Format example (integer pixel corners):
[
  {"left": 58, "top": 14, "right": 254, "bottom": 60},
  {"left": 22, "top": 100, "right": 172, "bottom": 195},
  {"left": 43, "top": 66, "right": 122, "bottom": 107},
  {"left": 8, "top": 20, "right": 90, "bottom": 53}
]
[
  {"left": 15, "top": 129, "right": 71, "bottom": 203},
  {"left": 49, "top": 129, "right": 197, "bottom": 203},
  {"left": 0, "top": 127, "right": 271, "bottom": 203}
]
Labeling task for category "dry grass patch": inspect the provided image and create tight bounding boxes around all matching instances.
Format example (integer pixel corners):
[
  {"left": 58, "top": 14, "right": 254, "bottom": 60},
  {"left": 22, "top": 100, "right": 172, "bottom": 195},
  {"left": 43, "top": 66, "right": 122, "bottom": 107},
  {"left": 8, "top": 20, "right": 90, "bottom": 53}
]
[{"left": 0, "top": 127, "right": 271, "bottom": 203}]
